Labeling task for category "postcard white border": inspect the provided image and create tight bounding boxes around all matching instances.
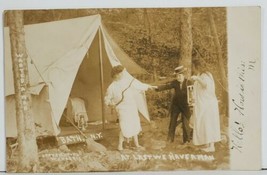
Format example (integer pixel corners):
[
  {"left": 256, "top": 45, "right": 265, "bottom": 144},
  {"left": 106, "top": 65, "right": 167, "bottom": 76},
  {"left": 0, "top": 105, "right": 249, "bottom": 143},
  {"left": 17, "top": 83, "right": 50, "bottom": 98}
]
[
  {"left": 0, "top": 0, "right": 266, "bottom": 172},
  {"left": 228, "top": 7, "right": 261, "bottom": 170}
]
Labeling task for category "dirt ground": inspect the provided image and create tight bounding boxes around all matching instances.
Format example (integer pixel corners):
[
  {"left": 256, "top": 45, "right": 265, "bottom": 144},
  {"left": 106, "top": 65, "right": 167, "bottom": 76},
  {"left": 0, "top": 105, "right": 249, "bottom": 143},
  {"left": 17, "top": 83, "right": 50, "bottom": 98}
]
[{"left": 6, "top": 117, "right": 229, "bottom": 172}]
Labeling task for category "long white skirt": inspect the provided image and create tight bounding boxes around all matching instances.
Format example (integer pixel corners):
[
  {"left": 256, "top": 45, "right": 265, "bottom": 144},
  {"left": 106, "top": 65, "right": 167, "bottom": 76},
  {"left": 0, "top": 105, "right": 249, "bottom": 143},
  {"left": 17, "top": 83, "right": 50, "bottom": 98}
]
[
  {"left": 117, "top": 104, "right": 141, "bottom": 138},
  {"left": 192, "top": 99, "right": 221, "bottom": 145},
  {"left": 192, "top": 73, "right": 221, "bottom": 145}
]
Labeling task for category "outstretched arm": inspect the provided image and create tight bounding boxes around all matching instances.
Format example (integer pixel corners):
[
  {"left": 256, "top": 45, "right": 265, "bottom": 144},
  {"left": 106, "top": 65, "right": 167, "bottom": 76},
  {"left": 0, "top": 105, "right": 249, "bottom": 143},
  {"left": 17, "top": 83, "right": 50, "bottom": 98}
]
[
  {"left": 156, "top": 82, "right": 174, "bottom": 92},
  {"left": 132, "top": 79, "right": 157, "bottom": 91}
]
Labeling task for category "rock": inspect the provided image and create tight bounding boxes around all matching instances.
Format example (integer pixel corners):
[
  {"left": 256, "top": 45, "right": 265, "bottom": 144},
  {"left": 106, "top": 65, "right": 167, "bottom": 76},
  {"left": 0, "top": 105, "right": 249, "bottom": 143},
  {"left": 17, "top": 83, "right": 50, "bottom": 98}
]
[
  {"left": 104, "top": 151, "right": 123, "bottom": 165},
  {"left": 86, "top": 159, "right": 108, "bottom": 171},
  {"left": 58, "top": 145, "right": 70, "bottom": 152},
  {"left": 86, "top": 138, "right": 107, "bottom": 152},
  {"left": 50, "top": 148, "right": 59, "bottom": 153}
]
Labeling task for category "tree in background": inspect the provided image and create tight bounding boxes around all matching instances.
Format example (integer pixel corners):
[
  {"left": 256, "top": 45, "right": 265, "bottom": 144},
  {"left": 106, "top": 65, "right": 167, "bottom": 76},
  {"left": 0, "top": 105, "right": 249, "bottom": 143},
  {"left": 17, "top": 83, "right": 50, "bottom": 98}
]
[
  {"left": 179, "top": 8, "right": 193, "bottom": 76},
  {"left": 191, "top": 8, "right": 228, "bottom": 115},
  {"left": 143, "top": 9, "right": 158, "bottom": 81},
  {"left": 7, "top": 10, "right": 39, "bottom": 172},
  {"left": 208, "top": 8, "right": 228, "bottom": 116}
]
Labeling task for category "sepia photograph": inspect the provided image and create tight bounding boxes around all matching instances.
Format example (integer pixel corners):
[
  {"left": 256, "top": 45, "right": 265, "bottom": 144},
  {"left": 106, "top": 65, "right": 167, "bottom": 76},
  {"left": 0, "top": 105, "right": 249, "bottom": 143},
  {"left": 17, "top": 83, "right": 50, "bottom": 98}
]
[{"left": 3, "top": 7, "right": 261, "bottom": 172}]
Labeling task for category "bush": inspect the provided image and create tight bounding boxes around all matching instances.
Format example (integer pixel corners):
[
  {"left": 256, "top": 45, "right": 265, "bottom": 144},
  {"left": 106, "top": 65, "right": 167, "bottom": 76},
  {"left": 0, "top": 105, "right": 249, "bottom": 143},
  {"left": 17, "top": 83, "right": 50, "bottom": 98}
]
[{"left": 146, "top": 89, "right": 172, "bottom": 119}]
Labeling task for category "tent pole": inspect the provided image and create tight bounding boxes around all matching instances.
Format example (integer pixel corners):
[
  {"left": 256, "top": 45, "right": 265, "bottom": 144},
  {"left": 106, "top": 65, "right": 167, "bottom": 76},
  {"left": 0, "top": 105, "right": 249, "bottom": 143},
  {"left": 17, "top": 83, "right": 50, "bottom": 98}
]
[{"left": 98, "top": 28, "right": 105, "bottom": 130}]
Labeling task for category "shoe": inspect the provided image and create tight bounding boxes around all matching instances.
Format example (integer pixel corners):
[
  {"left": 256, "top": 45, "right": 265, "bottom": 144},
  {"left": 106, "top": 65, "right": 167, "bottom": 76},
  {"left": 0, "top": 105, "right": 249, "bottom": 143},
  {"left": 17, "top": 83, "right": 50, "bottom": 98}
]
[
  {"left": 167, "top": 136, "right": 174, "bottom": 143},
  {"left": 201, "top": 146, "right": 215, "bottom": 153},
  {"left": 135, "top": 145, "right": 145, "bottom": 151},
  {"left": 190, "top": 129, "right": 193, "bottom": 140},
  {"left": 117, "top": 146, "right": 123, "bottom": 151},
  {"left": 183, "top": 141, "right": 191, "bottom": 145}
]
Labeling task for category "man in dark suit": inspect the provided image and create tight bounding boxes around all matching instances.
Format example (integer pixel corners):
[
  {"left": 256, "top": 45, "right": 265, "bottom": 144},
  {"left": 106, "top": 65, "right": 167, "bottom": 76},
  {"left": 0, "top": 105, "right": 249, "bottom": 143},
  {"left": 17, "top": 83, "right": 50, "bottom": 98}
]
[{"left": 156, "top": 66, "right": 192, "bottom": 143}]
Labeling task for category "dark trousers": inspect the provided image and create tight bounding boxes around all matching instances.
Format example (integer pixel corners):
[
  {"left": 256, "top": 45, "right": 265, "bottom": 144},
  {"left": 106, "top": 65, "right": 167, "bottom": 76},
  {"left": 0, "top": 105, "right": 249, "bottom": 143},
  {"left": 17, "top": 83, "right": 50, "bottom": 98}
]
[{"left": 168, "top": 106, "right": 192, "bottom": 143}]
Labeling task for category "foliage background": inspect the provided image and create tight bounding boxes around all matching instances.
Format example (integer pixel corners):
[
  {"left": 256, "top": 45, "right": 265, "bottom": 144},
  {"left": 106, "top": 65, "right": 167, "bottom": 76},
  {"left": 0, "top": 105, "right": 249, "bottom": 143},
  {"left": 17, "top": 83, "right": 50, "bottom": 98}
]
[{"left": 9, "top": 8, "right": 228, "bottom": 119}]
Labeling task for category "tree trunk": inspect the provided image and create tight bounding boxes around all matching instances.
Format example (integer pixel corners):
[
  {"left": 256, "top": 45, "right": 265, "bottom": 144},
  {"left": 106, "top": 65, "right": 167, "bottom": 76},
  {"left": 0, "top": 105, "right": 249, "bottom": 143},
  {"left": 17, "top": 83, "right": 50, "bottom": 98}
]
[
  {"left": 7, "top": 10, "right": 39, "bottom": 172},
  {"left": 180, "top": 8, "right": 193, "bottom": 77},
  {"left": 144, "top": 9, "right": 157, "bottom": 81},
  {"left": 208, "top": 9, "right": 227, "bottom": 89},
  {"left": 208, "top": 8, "right": 228, "bottom": 116}
]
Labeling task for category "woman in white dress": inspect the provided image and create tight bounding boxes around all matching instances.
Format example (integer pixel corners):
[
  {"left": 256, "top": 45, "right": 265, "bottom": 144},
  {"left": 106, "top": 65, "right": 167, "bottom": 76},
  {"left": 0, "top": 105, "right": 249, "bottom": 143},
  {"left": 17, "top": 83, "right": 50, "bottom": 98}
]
[
  {"left": 105, "top": 65, "right": 156, "bottom": 151},
  {"left": 191, "top": 59, "right": 221, "bottom": 152}
]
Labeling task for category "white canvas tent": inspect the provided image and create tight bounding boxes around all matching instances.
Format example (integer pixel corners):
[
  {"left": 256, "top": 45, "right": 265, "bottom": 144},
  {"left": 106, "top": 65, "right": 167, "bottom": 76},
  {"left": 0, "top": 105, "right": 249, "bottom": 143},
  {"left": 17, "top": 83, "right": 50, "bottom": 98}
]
[{"left": 4, "top": 14, "right": 150, "bottom": 137}]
